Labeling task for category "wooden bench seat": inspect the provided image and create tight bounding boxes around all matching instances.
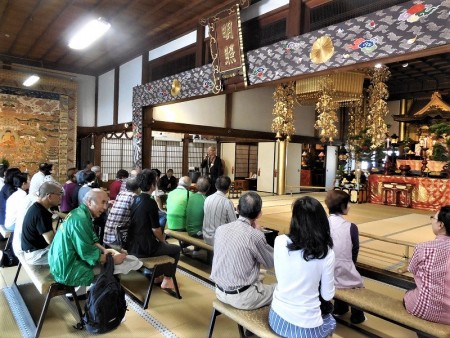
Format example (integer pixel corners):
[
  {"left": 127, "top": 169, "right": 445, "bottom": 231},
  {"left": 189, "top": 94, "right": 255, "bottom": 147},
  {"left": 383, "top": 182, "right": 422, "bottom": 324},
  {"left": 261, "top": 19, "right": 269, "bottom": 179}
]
[
  {"left": 13, "top": 254, "right": 83, "bottom": 338},
  {"left": 335, "top": 287, "right": 450, "bottom": 338},
  {"left": 165, "top": 229, "right": 213, "bottom": 263},
  {"left": 207, "top": 299, "right": 279, "bottom": 338},
  {"left": 119, "top": 255, "right": 181, "bottom": 309}
]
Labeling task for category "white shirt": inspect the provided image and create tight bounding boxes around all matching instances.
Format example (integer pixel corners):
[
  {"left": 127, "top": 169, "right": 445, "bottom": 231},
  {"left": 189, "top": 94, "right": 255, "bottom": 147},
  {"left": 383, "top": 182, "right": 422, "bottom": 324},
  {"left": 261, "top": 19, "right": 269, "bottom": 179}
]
[
  {"left": 4, "top": 188, "right": 28, "bottom": 230},
  {"left": 271, "top": 235, "right": 335, "bottom": 328},
  {"left": 29, "top": 171, "right": 45, "bottom": 197}
]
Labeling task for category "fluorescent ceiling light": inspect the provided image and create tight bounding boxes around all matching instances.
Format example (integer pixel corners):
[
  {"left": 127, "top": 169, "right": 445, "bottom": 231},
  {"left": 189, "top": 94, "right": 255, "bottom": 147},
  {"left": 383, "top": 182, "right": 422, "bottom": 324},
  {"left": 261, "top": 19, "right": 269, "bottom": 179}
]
[
  {"left": 68, "top": 17, "right": 111, "bottom": 50},
  {"left": 23, "top": 74, "right": 40, "bottom": 87}
]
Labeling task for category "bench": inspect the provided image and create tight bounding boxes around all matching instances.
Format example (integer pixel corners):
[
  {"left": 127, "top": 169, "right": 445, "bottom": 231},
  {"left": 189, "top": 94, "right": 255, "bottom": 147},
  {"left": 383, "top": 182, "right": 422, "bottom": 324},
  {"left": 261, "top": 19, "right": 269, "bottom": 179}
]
[
  {"left": 13, "top": 254, "right": 84, "bottom": 338},
  {"left": 119, "top": 255, "right": 181, "bottom": 309},
  {"left": 207, "top": 299, "right": 279, "bottom": 338},
  {"left": 335, "top": 286, "right": 450, "bottom": 338},
  {"left": 165, "top": 229, "right": 213, "bottom": 264}
]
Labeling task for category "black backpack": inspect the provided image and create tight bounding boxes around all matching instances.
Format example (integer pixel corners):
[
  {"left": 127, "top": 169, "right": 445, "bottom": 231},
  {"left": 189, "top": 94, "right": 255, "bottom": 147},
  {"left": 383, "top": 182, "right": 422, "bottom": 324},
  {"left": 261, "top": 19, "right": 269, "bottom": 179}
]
[{"left": 83, "top": 254, "right": 127, "bottom": 334}]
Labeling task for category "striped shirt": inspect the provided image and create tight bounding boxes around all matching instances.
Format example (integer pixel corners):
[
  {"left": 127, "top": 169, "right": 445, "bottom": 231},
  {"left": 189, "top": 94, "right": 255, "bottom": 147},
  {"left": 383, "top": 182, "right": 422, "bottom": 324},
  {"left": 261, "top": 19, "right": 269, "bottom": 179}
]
[
  {"left": 210, "top": 217, "right": 274, "bottom": 290},
  {"left": 202, "top": 191, "right": 237, "bottom": 245},
  {"left": 404, "top": 235, "right": 450, "bottom": 324},
  {"left": 103, "top": 190, "right": 136, "bottom": 245}
]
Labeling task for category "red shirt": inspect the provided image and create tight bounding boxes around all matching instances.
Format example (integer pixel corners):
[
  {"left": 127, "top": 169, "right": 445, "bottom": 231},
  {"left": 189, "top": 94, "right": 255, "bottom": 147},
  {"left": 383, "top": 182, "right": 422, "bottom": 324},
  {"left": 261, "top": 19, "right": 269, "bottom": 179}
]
[{"left": 109, "top": 180, "right": 123, "bottom": 200}]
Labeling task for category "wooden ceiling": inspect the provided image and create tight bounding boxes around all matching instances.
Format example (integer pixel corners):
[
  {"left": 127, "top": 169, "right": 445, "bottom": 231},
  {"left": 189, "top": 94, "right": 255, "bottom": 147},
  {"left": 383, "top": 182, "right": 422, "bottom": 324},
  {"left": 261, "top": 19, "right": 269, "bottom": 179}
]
[
  {"left": 0, "top": 0, "right": 237, "bottom": 75},
  {"left": 0, "top": 0, "right": 449, "bottom": 100}
]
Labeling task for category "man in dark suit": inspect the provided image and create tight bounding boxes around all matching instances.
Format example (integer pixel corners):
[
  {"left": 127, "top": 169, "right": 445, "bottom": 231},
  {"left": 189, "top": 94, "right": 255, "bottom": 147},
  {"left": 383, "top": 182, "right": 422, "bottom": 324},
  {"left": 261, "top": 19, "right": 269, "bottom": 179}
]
[{"left": 201, "top": 146, "right": 222, "bottom": 195}]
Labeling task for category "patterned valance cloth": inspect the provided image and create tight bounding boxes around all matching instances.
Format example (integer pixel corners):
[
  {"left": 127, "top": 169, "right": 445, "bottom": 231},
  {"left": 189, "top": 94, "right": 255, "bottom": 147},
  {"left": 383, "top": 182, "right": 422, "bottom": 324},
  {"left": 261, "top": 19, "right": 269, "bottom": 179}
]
[{"left": 247, "top": 0, "right": 450, "bottom": 85}]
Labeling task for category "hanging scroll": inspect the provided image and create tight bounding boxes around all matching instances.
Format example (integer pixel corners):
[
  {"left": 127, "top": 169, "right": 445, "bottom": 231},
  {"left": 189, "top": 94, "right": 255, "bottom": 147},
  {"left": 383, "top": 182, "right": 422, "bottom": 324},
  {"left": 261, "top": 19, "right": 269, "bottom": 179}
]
[{"left": 202, "top": 1, "right": 249, "bottom": 94}]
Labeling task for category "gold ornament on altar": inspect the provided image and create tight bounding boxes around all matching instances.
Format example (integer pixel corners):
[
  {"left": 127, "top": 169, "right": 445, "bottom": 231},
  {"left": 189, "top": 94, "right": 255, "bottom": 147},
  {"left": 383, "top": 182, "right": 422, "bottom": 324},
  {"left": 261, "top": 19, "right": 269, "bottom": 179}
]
[
  {"left": 310, "top": 36, "right": 334, "bottom": 64},
  {"left": 314, "top": 77, "right": 338, "bottom": 143},
  {"left": 271, "top": 82, "right": 296, "bottom": 140},
  {"left": 367, "top": 66, "right": 390, "bottom": 148},
  {"left": 171, "top": 79, "right": 181, "bottom": 97}
]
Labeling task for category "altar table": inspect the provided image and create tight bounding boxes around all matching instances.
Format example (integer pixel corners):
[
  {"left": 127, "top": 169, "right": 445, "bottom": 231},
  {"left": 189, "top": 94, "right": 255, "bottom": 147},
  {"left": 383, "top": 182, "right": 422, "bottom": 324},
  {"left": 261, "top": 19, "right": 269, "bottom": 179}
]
[
  {"left": 396, "top": 159, "right": 447, "bottom": 172},
  {"left": 369, "top": 175, "right": 450, "bottom": 210}
]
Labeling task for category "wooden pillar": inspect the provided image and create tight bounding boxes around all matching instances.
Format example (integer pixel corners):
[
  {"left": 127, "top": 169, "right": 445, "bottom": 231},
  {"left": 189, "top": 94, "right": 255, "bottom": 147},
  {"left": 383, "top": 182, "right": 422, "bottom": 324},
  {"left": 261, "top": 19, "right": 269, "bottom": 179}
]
[
  {"left": 196, "top": 24, "right": 206, "bottom": 67},
  {"left": 142, "top": 107, "right": 153, "bottom": 169},
  {"left": 225, "top": 93, "right": 232, "bottom": 129},
  {"left": 399, "top": 99, "right": 407, "bottom": 141},
  {"left": 93, "top": 134, "right": 102, "bottom": 166},
  {"left": 277, "top": 140, "right": 287, "bottom": 195},
  {"left": 286, "top": 0, "right": 302, "bottom": 37},
  {"left": 182, "top": 133, "right": 190, "bottom": 175}
]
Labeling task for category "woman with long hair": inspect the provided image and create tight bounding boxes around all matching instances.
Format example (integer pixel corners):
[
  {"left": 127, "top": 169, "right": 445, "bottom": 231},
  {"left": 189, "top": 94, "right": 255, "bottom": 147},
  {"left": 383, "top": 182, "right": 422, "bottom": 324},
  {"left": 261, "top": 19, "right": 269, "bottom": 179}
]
[{"left": 269, "top": 196, "right": 336, "bottom": 338}]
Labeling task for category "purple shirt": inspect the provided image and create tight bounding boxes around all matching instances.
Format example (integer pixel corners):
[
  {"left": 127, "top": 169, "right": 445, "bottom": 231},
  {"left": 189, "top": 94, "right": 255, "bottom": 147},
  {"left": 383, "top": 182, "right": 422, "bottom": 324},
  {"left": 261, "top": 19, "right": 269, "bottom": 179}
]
[{"left": 60, "top": 182, "right": 77, "bottom": 213}]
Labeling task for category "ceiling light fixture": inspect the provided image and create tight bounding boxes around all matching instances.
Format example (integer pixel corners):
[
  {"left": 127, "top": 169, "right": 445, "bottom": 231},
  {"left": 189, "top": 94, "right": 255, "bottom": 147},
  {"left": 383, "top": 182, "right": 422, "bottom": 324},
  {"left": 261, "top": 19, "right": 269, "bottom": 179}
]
[
  {"left": 374, "top": 63, "right": 383, "bottom": 69},
  {"left": 68, "top": 17, "right": 111, "bottom": 50},
  {"left": 23, "top": 74, "right": 40, "bottom": 87},
  {"left": 402, "top": 62, "right": 409, "bottom": 68}
]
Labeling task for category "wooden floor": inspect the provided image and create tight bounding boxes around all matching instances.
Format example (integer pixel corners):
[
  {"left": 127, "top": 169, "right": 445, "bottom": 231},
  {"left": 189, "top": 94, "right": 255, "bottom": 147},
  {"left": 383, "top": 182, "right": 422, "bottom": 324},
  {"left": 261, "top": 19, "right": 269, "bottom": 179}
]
[{"left": 0, "top": 192, "right": 436, "bottom": 338}]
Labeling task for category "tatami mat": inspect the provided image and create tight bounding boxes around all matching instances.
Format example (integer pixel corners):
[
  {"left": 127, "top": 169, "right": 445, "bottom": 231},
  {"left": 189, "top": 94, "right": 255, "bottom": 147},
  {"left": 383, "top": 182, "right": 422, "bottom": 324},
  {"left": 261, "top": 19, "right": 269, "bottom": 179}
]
[{"left": 0, "top": 194, "right": 441, "bottom": 337}]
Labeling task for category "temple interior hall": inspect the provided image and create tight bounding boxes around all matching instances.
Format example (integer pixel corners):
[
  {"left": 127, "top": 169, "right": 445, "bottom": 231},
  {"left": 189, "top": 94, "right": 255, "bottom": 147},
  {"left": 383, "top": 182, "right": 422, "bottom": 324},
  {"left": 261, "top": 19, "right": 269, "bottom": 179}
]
[{"left": 1, "top": 0, "right": 450, "bottom": 337}]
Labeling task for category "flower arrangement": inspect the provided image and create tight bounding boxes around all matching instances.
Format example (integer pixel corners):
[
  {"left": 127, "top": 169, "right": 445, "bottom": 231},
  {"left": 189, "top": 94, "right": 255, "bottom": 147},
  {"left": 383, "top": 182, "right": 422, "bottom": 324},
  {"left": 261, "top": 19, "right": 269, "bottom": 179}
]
[{"left": 430, "top": 123, "right": 450, "bottom": 168}]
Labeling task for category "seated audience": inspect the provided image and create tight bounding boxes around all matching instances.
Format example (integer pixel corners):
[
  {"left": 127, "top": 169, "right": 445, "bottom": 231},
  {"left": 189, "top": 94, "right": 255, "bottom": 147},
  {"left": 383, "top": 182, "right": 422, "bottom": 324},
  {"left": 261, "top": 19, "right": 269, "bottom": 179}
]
[
  {"left": 12, "top": 193, "right": 38, "bottom": 256},
  {"left": 29, "top": 163, "right": 53, "bottom": 197},
  {"left": 166, "top": 176, "right": 192, "bottom": 231},
  {"left": 210, "top": 191, "right": 275, "bottom": 310},
  {"left": 75, "top": 160, "right": 92, "bottom": 183},
  {"left": 21, "top": 182, "right": 63, "bottom": 265},
  {"left": 49, "top": 189, "right": 126, "bottom": 286},
  {"left": 5, "top": 173, "right": 29, "bottom": 231},
  {"left": 0, "top": 162, "right": 9, "bottom": 190},
  {"left": 269, "top": 196, "right": 336, "bottom": 338},
  {"left": 103, "top": 178, "right": 139, "bottom": 248},
  {"left": 109, "top": 169, "right": 129, "bottom": 201},
  {"left": 186, "top": 176, "right": 210, "bottom": 238},
  {"left": 128, "top": 169, "right": 180, "bottom": 291},
  {"left": 203, "top": 176, "right": 236, "bottom": 245},
  {"left": 151, "top": 169, "right": 167, "bottom": 229},
  {"left": 60, "top": 167, "right": 78, "bottom": 214},
  {"left": 0, "top": 168, "right": 21, "bottom": 227},
  {"left": 325, "top": 190, "right": 365, "bottom": 324},
  {"left": 159, "top": 169, "right": 177, "bottom": 193},
  {"left": 91, "top": 165, "right": 102, "bottom": 188},
  {"left": 404, "top": 205, "right": 450, "bottom": 325},
  {"left": 78, "top": 171, "right": 96, "bottom": 206}
]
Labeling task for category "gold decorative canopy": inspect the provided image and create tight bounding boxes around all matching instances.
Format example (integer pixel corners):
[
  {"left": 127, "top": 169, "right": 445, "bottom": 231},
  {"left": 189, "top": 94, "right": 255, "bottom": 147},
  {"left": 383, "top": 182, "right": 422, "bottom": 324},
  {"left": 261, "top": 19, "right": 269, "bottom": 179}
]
[{"left": 296, "top": 71, "right": 365, "bottom": 104}]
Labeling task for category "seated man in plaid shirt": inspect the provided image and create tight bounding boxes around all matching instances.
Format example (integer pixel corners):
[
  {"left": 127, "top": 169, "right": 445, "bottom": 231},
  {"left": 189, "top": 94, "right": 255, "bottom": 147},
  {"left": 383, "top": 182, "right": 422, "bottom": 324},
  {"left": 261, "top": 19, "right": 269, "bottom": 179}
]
[{"left": 103, "top": 178, "right": 139, "bottom": 249}]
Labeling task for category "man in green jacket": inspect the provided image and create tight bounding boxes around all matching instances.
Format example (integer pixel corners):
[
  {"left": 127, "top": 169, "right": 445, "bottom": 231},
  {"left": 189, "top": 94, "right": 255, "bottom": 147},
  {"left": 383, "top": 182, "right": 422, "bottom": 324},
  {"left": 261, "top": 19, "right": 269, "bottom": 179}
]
[
  {"left": 166, "top": 176, "right": 192, "bottom": 231},
  {"left": 186, "top": 176, "right": 210, "bottom": 237},
  {"left": 49, "top": 189, "right": 126, "bottom": 286}
]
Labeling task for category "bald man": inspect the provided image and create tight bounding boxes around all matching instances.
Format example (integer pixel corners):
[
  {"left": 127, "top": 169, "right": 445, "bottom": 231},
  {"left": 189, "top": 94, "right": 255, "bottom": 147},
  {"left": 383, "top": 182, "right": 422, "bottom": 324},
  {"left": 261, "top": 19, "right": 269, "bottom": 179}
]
[
  {"left": 166, "top": 176, "right": 192, "bottom": 231},
  {"left": 49, "top": 189, "right": 126, "bottom": 287}
]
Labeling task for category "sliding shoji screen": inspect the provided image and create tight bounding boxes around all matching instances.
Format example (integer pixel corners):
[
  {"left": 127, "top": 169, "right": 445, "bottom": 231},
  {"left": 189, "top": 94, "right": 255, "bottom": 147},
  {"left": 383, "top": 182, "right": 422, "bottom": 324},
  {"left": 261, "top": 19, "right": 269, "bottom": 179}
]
[
  {"left": 151, "top": 140, "right": 183, "bottom": 178},
  {"left": 101, "top": 134, "right": 134, "bottom": 180}
]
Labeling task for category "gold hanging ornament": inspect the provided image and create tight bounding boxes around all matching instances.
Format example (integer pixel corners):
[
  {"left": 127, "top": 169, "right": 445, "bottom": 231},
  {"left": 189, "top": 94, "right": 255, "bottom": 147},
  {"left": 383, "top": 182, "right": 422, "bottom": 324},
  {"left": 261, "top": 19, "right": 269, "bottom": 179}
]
[
  {"left": 367, "top": 66, "right": 390, "bottom": 148},
  {"left": 314, "top": 76, "right": 338, "bottom": 143},
  {"left": 271, "top": 82, "right": 296, "bottom": 140}
]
